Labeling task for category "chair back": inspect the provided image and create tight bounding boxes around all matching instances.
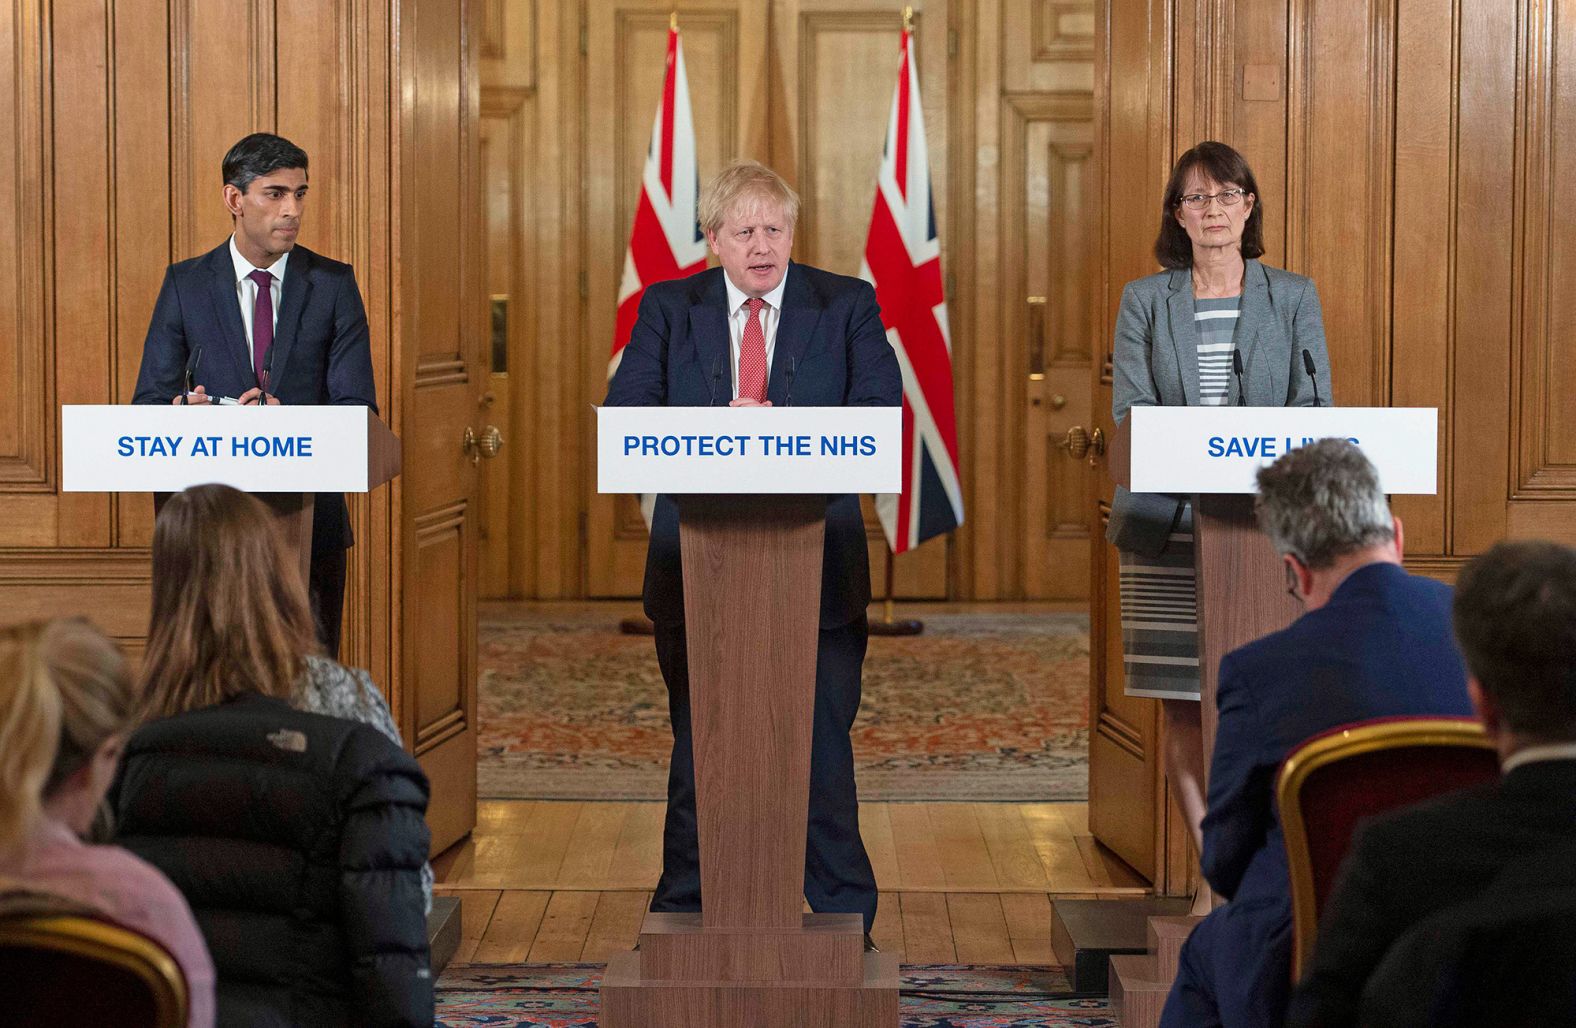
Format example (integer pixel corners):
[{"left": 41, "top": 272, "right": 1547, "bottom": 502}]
[
  {"left": 1276, "top": 716, "right": 1499, "bottom": 978},
  {"left": 0, "top": 914, "right": 189, "bottom": 1028}
]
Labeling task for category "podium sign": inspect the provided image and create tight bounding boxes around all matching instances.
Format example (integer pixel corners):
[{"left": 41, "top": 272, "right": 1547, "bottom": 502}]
[
  {"left": 62, "top": 405, "right": 382, "bottom": 493},
  {"left": 1125, "top": 406, "right": 1438, "bottom": 494},
  {"left": 596, "top": 406, "right": 901, "bottom": 494}
]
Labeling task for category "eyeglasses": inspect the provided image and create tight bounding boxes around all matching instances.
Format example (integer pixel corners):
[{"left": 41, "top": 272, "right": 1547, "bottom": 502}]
[{"left": 1177, "top": 188, "right": 1249, "bottom": 211}]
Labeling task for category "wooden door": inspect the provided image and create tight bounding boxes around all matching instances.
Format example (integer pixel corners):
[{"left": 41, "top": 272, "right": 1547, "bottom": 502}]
[
  {"left": 583, "top": 0, "right": 771, "bottom": 598},
  {"left": 1082, "top": 0, "right": 1167, "bottom": 882},
  {"left": 399, "top": 0, "right": 484, "bottom": 853},
  {"left": 771, "top": 0, "right": 951, "bottom": 599}
]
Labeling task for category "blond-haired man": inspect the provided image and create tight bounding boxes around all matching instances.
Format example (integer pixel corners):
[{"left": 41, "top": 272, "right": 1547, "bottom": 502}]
[{"left": 605, "top": 159, "right": 900, "bottom": 941}]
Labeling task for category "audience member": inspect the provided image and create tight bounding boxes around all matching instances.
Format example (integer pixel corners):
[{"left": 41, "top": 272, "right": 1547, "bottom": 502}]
[
  {"left": 0, "top": 617, "right": 215, "bottom": 1028},
  {"left": 1160, "top": 439, "right": 1473, "bottom": 1028},
  {"left": 1286, "top": 539, "right": 1576, "bottom": 1027},
  {"left": 111, "top": 484, "right": 434, "bottom": 1027}
]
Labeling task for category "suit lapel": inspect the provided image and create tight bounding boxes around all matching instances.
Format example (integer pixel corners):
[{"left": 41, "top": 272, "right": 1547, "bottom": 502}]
[
  {"left": 1234, "top": 259, "right": 1272, "bottom": 406},
  {"left": 267, "top": 246, "right": 315, "bottom": 389},
  {"left": 768, "top": 263, "right": 819, "bottom": 406},
  {"left": 690, "top": 269, "right": 731, "bottom": 405},
  {"left": 205, "top": 243, "right": 255, "bottom": 386},
  {"left": 1165, "top": 268, "right": 1202, "bottom": 406}
]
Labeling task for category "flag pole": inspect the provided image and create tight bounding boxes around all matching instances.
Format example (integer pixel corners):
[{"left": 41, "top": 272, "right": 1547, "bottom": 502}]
[{"left": 868, "top": 547, "right": 923, "bottom": 636}]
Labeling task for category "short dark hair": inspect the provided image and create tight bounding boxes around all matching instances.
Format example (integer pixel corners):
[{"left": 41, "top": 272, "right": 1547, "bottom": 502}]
[
  {"left": 222, "top": 133, "right": 309, "bottom": 192},
  {"left": 1453, "top": 540, "right": 1576, "bottom": 742},
  {"left": 1154, "top": 141, "right": 1265, "bottom": 270}
]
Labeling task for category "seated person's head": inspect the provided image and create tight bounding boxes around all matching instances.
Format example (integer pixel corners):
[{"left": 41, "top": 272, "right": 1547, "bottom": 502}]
[
  {"left": 141, "top": 484, "right": 318, "bottom": 721},
  {"left": 1453, "top": 540, "right": 1576, "bottom": 751},
  {"left": 1255, "top": 438, "right": 1402, "bottom": 605},
  {"left": 0, "top": 618, "right": 133, "bottom": 855}
]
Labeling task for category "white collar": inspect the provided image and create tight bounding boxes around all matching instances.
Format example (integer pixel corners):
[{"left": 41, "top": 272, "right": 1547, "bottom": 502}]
[
  {"left": 1503, "top": 741, "right": 1576, "bottom": 774},
  {"left": 722, "top": 263, "right": 789, "bottom": 317},
  {"left": 229, "top": 235, "right": 290, "bottom": 286}
]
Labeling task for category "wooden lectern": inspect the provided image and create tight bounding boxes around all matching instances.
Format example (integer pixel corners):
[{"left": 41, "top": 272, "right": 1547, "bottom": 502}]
[
  {"left": 600, "top": 493, "right": 899, "bottom": 1027},
  {"left": 1107, "top": 417, "right": 1302, "bottom": 755}
]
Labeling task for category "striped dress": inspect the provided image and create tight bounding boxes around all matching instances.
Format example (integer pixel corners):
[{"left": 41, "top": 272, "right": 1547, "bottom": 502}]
[{"left": 1119, "top": 295, "right": 1241, "bottom": 701}]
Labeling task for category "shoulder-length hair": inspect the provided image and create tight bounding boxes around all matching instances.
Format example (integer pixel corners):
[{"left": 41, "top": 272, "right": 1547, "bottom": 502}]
[
  {"left": 1154, "top": 141, "right": 1265, "bottom": 269},
  {"left": 139, "top": 484, "right": 318, "bottom": 721}
]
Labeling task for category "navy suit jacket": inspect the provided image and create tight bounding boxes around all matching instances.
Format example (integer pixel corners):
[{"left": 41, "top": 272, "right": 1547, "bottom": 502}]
[
  {"left": 603, "top": 263, "right": 901, "bottom": 627},
  {"left": 1197, "top": 563, "right": 1473, "bottom": 1005},
  {"left": 132, "top": 242, "right": 378, "bottom": 552}
]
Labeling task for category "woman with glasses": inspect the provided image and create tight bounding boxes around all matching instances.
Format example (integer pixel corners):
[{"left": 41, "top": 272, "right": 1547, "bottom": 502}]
[{"left": 1108, "top": 141, "right": 1330, "bottom": 912}]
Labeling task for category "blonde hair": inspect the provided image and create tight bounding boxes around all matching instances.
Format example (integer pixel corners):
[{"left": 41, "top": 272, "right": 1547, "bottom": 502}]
[
  {"left": 698, "top": 159, "right": 801, "bottom": 234},
  {"left": 0, "top": 618, "right": 131, "bottom": 857},
  {"left": 139, "top": 484, "right": 318, "bottom": 721}
]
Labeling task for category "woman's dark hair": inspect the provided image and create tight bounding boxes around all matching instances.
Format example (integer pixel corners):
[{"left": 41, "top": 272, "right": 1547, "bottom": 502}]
[
  {"left": 222, "top": 133, "right": 309, "bottom": 193},
  {"left": 1154, "top": 141, "right": 1264, "bottom": 269}
]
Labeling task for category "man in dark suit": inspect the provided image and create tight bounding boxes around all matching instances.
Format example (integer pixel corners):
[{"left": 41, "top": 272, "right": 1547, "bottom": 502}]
[
  {"left": 603, "top": 159, "right": 901, "bottom": 939},
  {"left": 1160, "top": 440, "right": 1474, "bottom": 1028},
  {"left": 132, "top": 133, "right": 376, "bottom": 656},
  {"left": 1286, "top": 540, "right": 1576, "bottom": 1027}
]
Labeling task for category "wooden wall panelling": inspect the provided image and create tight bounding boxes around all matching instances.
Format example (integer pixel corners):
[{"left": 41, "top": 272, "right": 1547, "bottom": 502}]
[
  {"left": 1450, "top": 0, "right": 1516, "bottom": 552},
  {"left": 50, "top": 1, "right": 111, "bottom": 547},
  {"left": 967, "top": 0, "right": 1004, "bottom": 599},
  {"left": 584, "top": 0, "right": 769, "bottom": 598},
  {"left": 112, "top": 1, "right": 172, "bottom": 550},
  {"left": 1513, "top": 0, "right": 1576, "bottom": 508},
  {"left": 1004, "top": 0, "right": 1095, "bottom": 93},
  {"left": 1227, "top": 0, "right": 1285, "bottom": 270},
  {"left": 0, "top": 0, "right": 49, "bottom": 515},
  {"left": 479, "top": 109, "right": 515, "bottom": 600},
  {"left": 1388, "top": 0, "right": 1454, "bottom": 556}
]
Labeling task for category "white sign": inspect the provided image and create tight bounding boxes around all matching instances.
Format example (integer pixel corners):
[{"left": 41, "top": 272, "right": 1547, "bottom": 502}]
[
  {"left": 1127, "top": 406, "right": 1438, "bottom": 494},
  {"left": 597, "top": 406, "right": 901, "bottom": 494},
  {"left": 62, "top": 405, "right": 375, "bottom": 492}
]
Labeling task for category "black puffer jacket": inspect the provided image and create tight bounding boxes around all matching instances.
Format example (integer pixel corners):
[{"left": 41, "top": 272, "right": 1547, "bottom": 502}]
[{"left": 110, "top": 693, "right": 434, "bottom": 1027}]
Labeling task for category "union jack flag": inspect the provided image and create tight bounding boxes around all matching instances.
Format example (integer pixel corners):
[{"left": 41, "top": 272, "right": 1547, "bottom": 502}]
[
  {"left": 610, "top": 22, "right": 706, "bottom": 379},
  {"left": 861, "top": 27, "right": 964, "bottom": 554}
]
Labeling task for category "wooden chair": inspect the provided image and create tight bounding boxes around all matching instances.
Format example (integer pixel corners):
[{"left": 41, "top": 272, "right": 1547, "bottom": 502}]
[
  {"left": 1276, "top": 716, "right": 1500, "bottom": 979},
  {"left": 0, "top": 914, "right": 189, "bottom": 1028}
]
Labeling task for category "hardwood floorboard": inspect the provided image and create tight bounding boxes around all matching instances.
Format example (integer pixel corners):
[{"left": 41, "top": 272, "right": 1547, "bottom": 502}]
[
  {"left": 974, "top": 803, "right": 1053, "bottom": 890},
  {"left": 859, "top": 803, "right": 900, "bottom": 889},
  {"left": 556, "top": 803, "right": 633, "bottom": 888},
  {"left": 898, "top": 892, "right": 957, "bottom": 963},
  {"left": 438, "top": 888, "right": 500, "bottom": 965},
  {"left": 998, "top": 892, "right": 1056, "bottom": 964},
  {"left": 927, "top": 804, "right": 1000, "bottom": 890},
  {"left": 526, "top": 891, "right": 601, "bottom": 962},
  {"left": 470, "top": 890, "right": 550, "bottom": 963},
  {"left": 871, "top": 892, "right": 905, "bottom": 954},
  {"left": 887, "top": 803, "right": 949, "bottom": 890},
  {"left": 580, "top": 891, "right": 651, "bottom": 961},
  {"left": 1020, "top": 803, "right": 1101, "bottom": 889},
  {"left": 946, "top": 893, "right": 1016, "bottom": 964}
]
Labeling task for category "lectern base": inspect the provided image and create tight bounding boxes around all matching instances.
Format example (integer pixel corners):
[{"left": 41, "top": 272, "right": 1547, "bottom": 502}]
[{"left": 600, "top": 949, "right": 899, "bottom": 1027}]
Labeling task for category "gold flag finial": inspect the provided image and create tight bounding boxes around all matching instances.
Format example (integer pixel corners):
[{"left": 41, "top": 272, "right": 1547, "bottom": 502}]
[
  {"left": 902, "top": 5, "right": 913, "bottom": 32},
  {"left": 671, "top": 10, "right": 679, "bottom": 30}
]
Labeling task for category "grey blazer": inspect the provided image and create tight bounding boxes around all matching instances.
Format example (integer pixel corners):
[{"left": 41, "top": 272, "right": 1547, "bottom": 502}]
[{"left": 1107, "top": 259, "right": 1331, "bottom": 555}]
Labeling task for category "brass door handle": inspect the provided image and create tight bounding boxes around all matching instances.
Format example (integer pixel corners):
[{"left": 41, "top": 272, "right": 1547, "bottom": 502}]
[
  {"left": 1027, "top": 296, "right": 1047, "bottom": 380},
  {"left": 1061, "top": 426, "right": 1105, "bottom": 463},
  {"left": 479, "top": 425, "right": 504, "bottom": 458}
]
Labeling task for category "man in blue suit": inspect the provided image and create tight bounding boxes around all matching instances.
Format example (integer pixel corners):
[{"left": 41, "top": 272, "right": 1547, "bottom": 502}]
[
  {"left": 132, "top": 133, "right": 376, "bottom": 656},
  {"left": 1160, "top": 439, "right": 1473, "bottom": 1028},
  {"left": 604, "top": 159, "right": 901, "bottom": 940}
]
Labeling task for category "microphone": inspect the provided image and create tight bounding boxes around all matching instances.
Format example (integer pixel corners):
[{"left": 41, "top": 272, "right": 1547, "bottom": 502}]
[
  {"left": 182, "top": 345, "right": 203, "bottom": 404},
  {"left": 1302, "top": 348, "right": 1323, "bottom": 407},
  {"left": 1232, "top": 350, "right": 1247, "bottom": 406},
  {"left": 707, "top": 351, "right": 725, "bottom": 406},
  {"left": 784, "top": 356, "right": 798, "bottom": 407},
  {"left": 259, "top": 344, "right": 275, "bottom": 403}
]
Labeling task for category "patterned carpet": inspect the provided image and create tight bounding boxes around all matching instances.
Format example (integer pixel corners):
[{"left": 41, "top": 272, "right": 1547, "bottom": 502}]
[
  {"left": 478, "top": 608, "right": 1090, "bottom": 803},
  {"left": 436, "top": 963, "right": 1115, "bottom": 1027}
]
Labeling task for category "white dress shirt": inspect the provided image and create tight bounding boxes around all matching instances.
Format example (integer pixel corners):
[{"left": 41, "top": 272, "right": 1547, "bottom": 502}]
[
  {"left": 721, "top": 266, "right": 788, "bottom": 401},
  {"left": 229, "top": 235, "right": 289, "bottom": 368}
]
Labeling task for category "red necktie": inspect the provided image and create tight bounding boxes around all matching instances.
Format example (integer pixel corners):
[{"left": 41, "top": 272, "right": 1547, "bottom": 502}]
[
  {"left": 249, "top": 269, "right": 274, "bottom": 386},
  {"left": 738, "top": 297, "right": 768, "bottom": 402}
]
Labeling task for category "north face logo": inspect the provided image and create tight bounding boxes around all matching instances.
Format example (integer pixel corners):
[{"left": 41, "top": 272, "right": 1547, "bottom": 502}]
[{"left": 267, "top": 728, "right": 308, "bottom": 753}]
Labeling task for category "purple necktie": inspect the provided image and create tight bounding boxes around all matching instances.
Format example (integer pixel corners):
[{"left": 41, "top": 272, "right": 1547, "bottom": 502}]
[{"left": 248, "top": 268, "right": 274, "bottom": 386}]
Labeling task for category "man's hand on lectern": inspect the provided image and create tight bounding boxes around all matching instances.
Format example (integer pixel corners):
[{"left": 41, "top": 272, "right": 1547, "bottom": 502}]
[{"left": 728, "top": 397, "right": 772, "bottom": 408}]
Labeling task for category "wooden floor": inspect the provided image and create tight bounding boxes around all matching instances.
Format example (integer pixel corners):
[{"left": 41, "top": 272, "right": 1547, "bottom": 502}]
[{"left": 434, "top": 799, "right": 1148, "bottom": 964}]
